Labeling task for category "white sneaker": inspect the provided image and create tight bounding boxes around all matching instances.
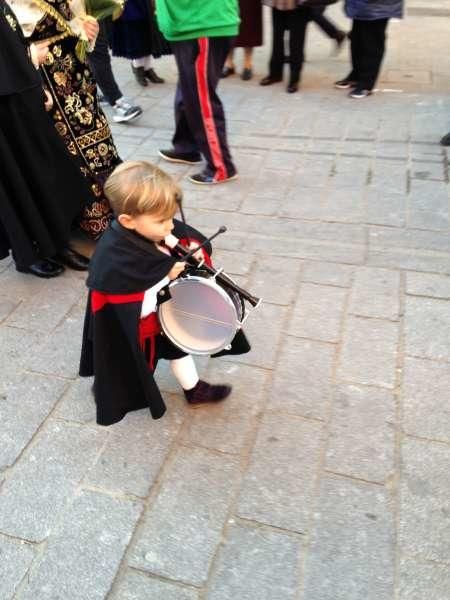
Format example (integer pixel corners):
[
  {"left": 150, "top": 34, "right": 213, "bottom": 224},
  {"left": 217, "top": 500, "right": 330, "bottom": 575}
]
[{"left": 113, "top": 98, "right": 143, "bottom": 123}]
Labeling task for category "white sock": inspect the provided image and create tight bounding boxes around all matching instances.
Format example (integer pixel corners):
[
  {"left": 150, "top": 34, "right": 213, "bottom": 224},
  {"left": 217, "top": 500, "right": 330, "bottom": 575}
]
[{"left": 170, "top": 355, "right": 199, "bottom": 391}]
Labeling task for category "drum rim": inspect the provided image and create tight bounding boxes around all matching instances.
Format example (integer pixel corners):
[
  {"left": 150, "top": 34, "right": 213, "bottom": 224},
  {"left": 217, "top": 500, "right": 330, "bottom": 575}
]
[{"left": 158, "top": 275, "right": 241, "bottom": 355}]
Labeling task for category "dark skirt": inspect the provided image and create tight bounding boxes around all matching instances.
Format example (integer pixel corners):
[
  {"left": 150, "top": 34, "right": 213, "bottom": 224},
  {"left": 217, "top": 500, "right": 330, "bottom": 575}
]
[
  {"left": 0, "top": 86, "right": 92, "bottom": 267},
  {"left": 111, "top": 2, "right": 171, "bottom": 59},
  {"left": 235, "top": 0, "right": 263, "bottom": 47}
]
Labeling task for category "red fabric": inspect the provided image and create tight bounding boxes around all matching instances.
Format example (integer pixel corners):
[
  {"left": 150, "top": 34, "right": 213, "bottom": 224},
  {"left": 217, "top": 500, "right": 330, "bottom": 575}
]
[
  {"left": 91, "top": 291, "right": 145, "bottom": 313},
  {"left": 138, "top": 312, "right": 161, "bottom": 371},
  {"left": 179, "top": 237, "right": 213, "bottom": 267},
  {"left": 195, "top": 38, "right": 227, "bottom": 181}
]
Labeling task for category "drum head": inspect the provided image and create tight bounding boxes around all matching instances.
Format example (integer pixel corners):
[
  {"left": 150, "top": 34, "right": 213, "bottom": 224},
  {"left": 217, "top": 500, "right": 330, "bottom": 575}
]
[{"left": 158, "top": 276, "right": 240, "bottom": 355}]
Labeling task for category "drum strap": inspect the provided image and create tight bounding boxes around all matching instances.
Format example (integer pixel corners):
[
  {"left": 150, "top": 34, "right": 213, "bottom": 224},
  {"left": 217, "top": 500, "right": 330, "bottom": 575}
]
[{"left": 139, "top": 313, "right": 161, "bottom": 371}]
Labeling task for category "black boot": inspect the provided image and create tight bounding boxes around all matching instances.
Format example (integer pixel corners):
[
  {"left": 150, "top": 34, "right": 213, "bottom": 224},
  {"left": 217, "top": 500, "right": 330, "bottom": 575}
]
[
  {"left": 132, "top": 66, "right": 148, "bottom": 87},
  {"left": 145, "top": 68, "right": 165, "bottom": 84}
]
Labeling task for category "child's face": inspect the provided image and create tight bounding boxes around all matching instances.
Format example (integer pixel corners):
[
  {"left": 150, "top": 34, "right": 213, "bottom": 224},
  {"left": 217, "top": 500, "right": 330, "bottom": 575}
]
[{"left": 118, "top": 212, "right": 175, "bottom": 242}]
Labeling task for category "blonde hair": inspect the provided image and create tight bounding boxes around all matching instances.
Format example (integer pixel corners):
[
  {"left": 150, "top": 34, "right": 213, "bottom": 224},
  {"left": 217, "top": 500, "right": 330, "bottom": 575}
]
[{"left": 104, "top": 160, "right": 181, "bottom": 218}]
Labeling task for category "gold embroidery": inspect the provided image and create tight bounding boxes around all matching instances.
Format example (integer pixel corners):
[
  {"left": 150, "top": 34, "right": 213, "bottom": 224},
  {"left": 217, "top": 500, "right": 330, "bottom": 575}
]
[
  {"left": 76, "top": 125, "right": 112, "bottom": 150},
  {"left": 5, "top": 13, "right": 17, "bottom": 30}
]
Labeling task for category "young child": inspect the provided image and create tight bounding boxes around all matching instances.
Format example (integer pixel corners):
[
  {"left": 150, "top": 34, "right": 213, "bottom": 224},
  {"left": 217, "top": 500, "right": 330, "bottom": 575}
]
[{"left": 79, "top": 160, "right": 250, "bottom": 426}]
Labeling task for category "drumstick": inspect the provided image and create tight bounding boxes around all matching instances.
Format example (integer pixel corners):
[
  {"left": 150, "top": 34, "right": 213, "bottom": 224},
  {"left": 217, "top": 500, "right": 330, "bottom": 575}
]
[{"left": 179, "top": 226, "right": 227, "bottom": 262}]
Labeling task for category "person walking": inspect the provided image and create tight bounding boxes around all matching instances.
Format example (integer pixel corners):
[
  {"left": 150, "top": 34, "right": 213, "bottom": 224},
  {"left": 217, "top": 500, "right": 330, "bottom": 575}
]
[
  {"left": 155, "top": 0, "right": 239, "bottom": 185},
  {"left": 335, "top": 0, "right": 404, "bottom": 98},
  {"left": 88, "top": 20, "right": 143, "bottom": 124},
  {"left": 222, "top": 0, "right": 263, "bottom": 81}
]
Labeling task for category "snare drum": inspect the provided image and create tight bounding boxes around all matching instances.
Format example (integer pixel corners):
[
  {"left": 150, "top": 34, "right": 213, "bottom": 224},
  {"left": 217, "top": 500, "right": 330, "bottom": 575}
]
[{"left": 158, "top": 270, "right": 245, "bottom": 355}]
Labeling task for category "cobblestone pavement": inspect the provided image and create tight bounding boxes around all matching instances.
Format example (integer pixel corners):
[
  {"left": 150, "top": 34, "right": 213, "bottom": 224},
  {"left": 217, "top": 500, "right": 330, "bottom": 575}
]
[{"left": 2, "top": 4, "right": 450, "bottom": 599}]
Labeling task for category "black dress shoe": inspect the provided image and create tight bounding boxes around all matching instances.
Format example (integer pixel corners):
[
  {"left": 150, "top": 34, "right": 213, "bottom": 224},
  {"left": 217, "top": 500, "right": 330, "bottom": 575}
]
[
  {"left": 158, "top": 149, "right": 202, "bottom": 165},
  {"left": 16, "top": 258, "right": 65, "bottom": 278},
  {"left": 132, "top": 66, "right": 148, "bottom": 87},
  {"left": 287, "top": 82, "right": 299, "bottom": 94},
  {"left": 241, "top": 68, "right": 253, "bottom": 81},
  {"left": 53, "top": 246, "right": 90, "bottom": 271},
  {"left": 260, "top": 75, "right": 282, "bottom": 86},
  {"left": 221, "top": 66, "right": 235, "bottom": 78},
  {"left": 145, "top": 68, "right": 165, "bottom": 83}
]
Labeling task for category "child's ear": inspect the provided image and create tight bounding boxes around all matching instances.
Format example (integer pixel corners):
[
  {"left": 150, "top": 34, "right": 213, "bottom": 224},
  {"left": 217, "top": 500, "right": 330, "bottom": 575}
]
[{"left": 118, "top": 213, "right": 135, "bottom": 230}]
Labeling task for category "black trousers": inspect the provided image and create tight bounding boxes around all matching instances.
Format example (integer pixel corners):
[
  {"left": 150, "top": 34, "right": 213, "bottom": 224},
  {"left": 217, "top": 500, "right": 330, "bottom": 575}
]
[
  {"left": 171, "top": 37, "right": 236, "bottom": 180},
  {"left": 269, "top": 7, "right": 311, "bottom": 84},
  {"left": 348, "top": 18, "right": 389, "bottom": 90},
  {"left": 88, "top": 20, "right": 122, "bottom": 106},
  {"left": 311, "top": 8, "right": 341, "bottom": 40}
]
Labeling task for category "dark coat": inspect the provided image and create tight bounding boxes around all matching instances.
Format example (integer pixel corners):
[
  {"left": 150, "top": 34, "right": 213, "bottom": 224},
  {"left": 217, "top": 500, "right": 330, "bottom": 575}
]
[
  {"left": 345, "top": 0, "right": 403, "bottom": 20},
  {"left": 79, "top": 219, "right": 250, "bottom": 426}
]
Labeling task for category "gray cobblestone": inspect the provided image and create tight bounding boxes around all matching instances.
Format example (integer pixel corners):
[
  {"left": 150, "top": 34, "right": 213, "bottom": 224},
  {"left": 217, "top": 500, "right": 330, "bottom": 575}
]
[
  {"left": 403, "top": 356, "right": 450, "bottom": 443},
  {"left": 237, "top": 413, "right": 322, "bottom": 532},
  {"left": 0, "top": 374, "right": 67, "bottom": 468},
  {"left": 206, "top": 523, "right": 301, "bottom": 600},
  {"left": 246, "top": 256, "right": 301, "bottom": 305},
  {"left": 302, "top": 475, "right": 395, "bottom": 600},
  {"left": 406, "top": 272, "right": 450, "bottom": 299},
  {"left": 404, "top": 296, "right": 450, "bottom": 360},
  {"left": 269, "top": 336, "right": 335, "bottom": 420},
  {"left": 400, "top": 437, "right": 450, "bottom": 563},
  {"left": 290, "top": 283, "right": 347, "bottom": 343},
  {"left": 54, "top": 377, "right": 95, "bottom": 423},
  {"left": 301, "top": 261, "right": 354, "bottom": 287},
  {"left": 325, "top": 385, "right": 395, "bottom": 483},
  {"left": 349, "top": 267, "right": 400, "bottom": 320},
  {"left": 366, "top": 190, "right": 406, "bottom": 227},
  {"left": 0, "top": 535, "right": 35, "bottom": 600},
  {"left": 84, "top": 408, "right": 183, "bottom": 497},
  {"left": 337, "top": 316, "right": 399, "bottom": 388},
  {"left": 0, "top": 421, "right": 106, "bottom": 541},
  {"left": 183, "top": 362, "right": 268, "bottom": 454},
  {"left": 111, "top": 570, "right": 199, "bottom": 600},
  {"left": 129, "top": 446, "right": 238, "bottom": 586},
  {"left": 399, "top": 556, "right": 450, "bottom": 600},
  {"left": 20, "top": 491, "right": 142, "bottom": 600}
]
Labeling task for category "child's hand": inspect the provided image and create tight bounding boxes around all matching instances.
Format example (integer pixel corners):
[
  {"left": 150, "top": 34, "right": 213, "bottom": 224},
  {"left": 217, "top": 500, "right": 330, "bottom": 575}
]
[
  {"left": 187, "top": 241, "right": 204, "bottom": 262},
  {"left": 168, "top": 261, "right": 185, "bottom": 281}
]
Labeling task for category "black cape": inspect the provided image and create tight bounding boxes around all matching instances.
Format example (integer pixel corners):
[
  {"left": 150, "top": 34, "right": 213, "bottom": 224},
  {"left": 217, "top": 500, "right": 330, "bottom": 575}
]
[
  {"left": 79, "top": 219, "right": 251, "bottom": 426},
  {"left": 0, "top": 1, "right": 95, "bottom": 266}
]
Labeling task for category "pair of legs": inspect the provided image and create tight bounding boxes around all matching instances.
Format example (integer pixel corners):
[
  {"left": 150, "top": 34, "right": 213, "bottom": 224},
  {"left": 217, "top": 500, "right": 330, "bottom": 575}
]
[
  {"left": 342, "top": 18, "right": 389, "bottom": 92},
  {"left": 161, "top": 36, "right": 237, "bottom": 184},
  {"left": 262, "top": 7, "right": 311, "bottom": 92},
  {"left": 88, "top": 21, "right": 142, "bottom": 122},
  {"left": 223, "top": 47, "right": 254, "bottom": 80}
]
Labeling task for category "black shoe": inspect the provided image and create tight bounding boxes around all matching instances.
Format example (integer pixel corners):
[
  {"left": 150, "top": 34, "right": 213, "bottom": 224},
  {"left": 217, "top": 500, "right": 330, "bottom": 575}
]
[
  {"left": 241, "top": 68, "right": 253, "bottom": 81},
  {"left": 287, "top": 82, "right": 299, "bottom": 94},
  {"left": 440, "top": 133, "right": 450, "bottom": 146},
  {"left": 221, "top": 66, "right": 235, "bottom": 78},
  {"left": 145, "top": 68, "right": 165, "bottom": 84},
  {"left": 132, "top": 66, "right": 148, "bottom": 87},
  {"left": 335, "top": 77, "right": 357, "bottom": 90},
  {"left": 16, "top": 258, "right": 65, "bottom": 278},
  {"left": 184, "top": 380, "right": 232, "bottom": 406},
  {"left": 260, "top": 75, "right": 282, "bottom": 86},
  {"left": 188, "top": 170, "right": 238, "bottom": 185},
  {"left": 52, "top": 246, "right": 90, "bottom": 271},
  {"left": 158, "top": 149, "right": 203, "bottom": 165},
  {"left": 349, "top": 87, "right": 372, "bottom": 99}
]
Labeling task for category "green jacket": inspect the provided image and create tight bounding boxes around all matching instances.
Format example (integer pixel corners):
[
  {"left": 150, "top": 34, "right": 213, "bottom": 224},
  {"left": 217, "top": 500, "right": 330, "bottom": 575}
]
[{"left": 155, "top": 0, "right": 240, "bottom": 42}]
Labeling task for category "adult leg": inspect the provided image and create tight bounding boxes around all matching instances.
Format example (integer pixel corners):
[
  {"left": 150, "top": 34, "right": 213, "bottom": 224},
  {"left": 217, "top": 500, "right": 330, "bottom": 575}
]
[
  {"left": 171, "top": 81, "right": 201, "bottom": 156},
  {"left": 268, "top": 8, "right": 285, "bottom": 79},
  {"left": 88, "top": 20, "right": 122, "bottom": 105},
  {"left": 311, "top": 7, "right": 344, "bottom": 41},
  {"left": 357, "top": 18, "right": 389, "bottom": 90},
  {"left": 287, "top": 8, "right": 310, "bottom": 88},
  {"left": 348, "top": 19, "right": 364, "bottom": 82},
  {"left": 171, "top": 38, "right": 236, "bottom": 181}
]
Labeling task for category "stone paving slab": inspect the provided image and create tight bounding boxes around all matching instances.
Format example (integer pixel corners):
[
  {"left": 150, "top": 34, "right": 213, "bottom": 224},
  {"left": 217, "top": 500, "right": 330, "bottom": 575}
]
[{"left": 1, "top": 5, "right": 450, "bottom": 599}]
